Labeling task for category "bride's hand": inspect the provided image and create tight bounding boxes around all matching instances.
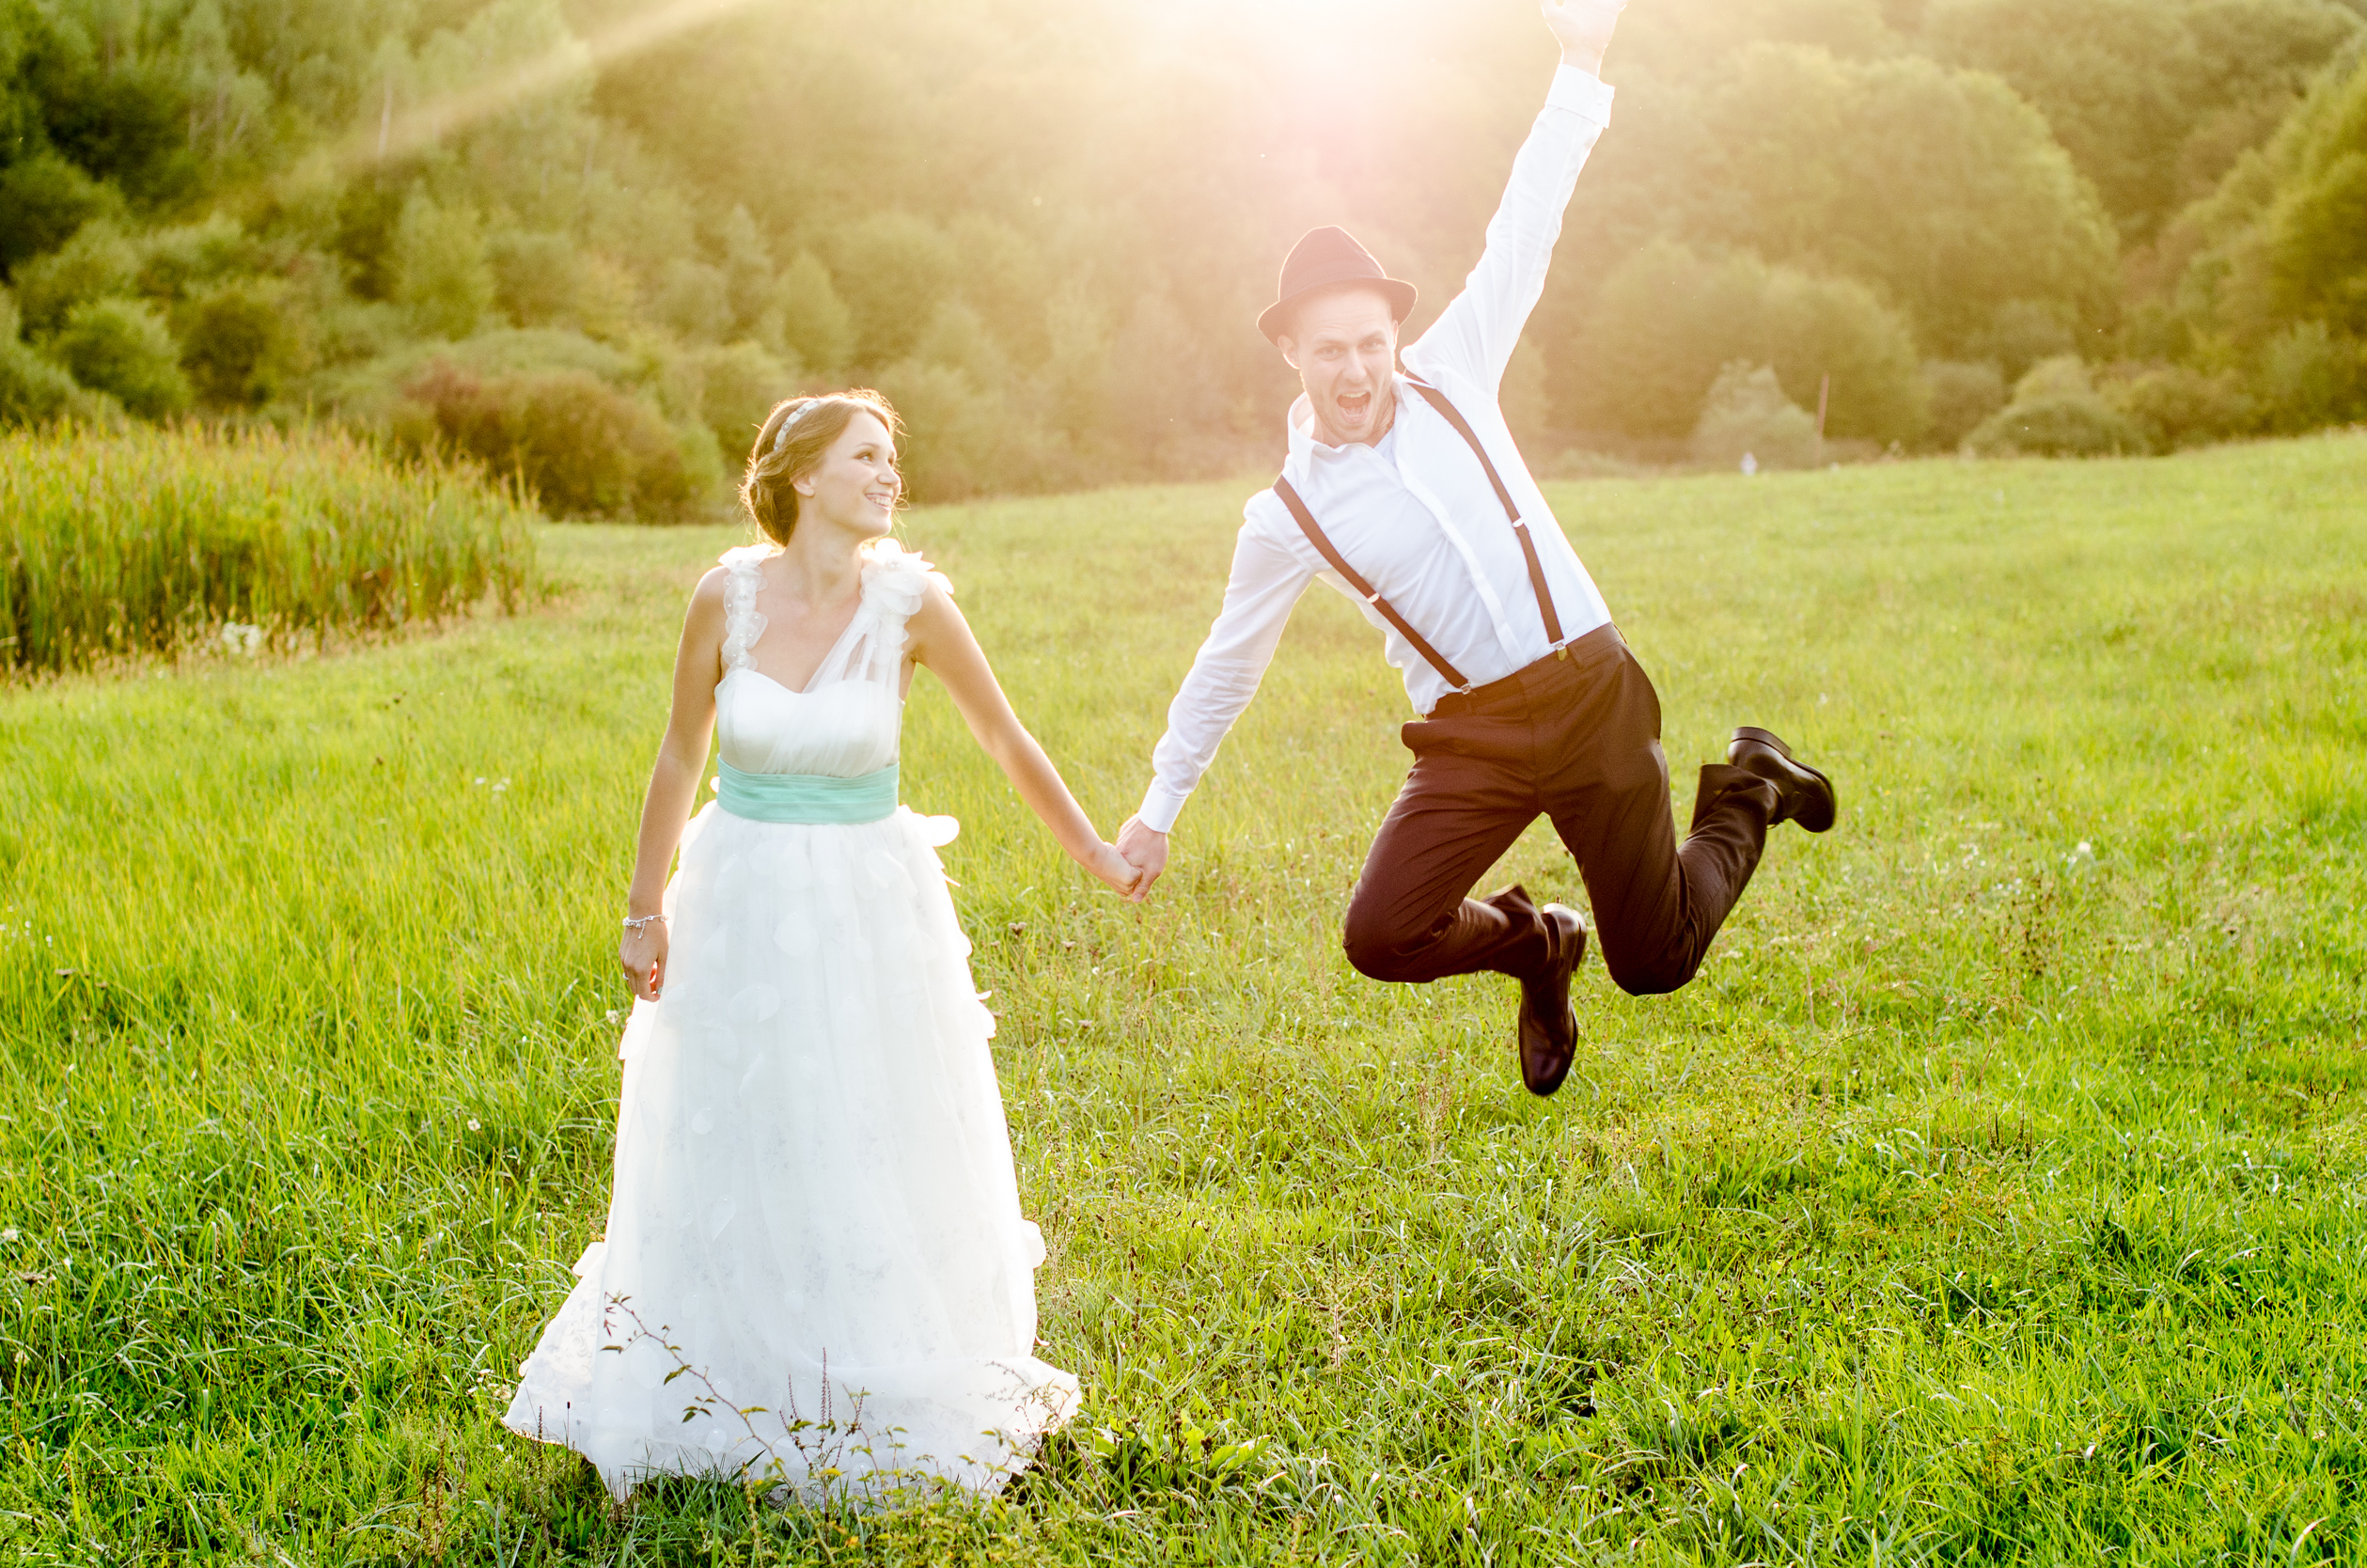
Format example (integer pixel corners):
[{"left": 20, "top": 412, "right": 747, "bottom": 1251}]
[
  {"left": 1087, "top": 841, "right": 1144, "bottom": 898},
  {"left": 619, "top": 920, "right": 668, "bottom": 1002}
]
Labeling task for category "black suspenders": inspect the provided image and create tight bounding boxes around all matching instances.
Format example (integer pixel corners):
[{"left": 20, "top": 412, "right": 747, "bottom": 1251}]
[{"left": 1271, "top": 378, "right": 1563, "bottom": 692}]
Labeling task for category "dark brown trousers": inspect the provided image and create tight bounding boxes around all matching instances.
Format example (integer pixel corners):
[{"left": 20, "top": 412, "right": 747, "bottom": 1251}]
[{"left": 1342, "top": 624, "right": 1777, "bottom": 996}]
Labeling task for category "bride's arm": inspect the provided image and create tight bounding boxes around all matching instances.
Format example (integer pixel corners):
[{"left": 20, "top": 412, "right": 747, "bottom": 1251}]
[
  {"left": 619, "top": 569, "right": 729, "bottom": 1000},
  {"left": 906, "top": 584, "right": 1140, "bottom": 896}
]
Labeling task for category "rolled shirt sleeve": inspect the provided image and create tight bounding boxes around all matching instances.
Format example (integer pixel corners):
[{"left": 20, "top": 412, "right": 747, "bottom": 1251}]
[{"left": 1136, "top": 508, "right": 1313, "bottom": 834}]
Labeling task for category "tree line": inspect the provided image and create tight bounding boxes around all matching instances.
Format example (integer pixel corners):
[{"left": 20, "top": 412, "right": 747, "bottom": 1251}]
[{"left": 2, "top": 0, "right": 2363, "bottom": 511}]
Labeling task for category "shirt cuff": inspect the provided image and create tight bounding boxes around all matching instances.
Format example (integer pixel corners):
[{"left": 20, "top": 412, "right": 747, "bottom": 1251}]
[
  {"left": 1548, "top": 64, "right": 1615, "bottom": 127},
  {"left": 1136, "top": 782, "right": 1190, "bottom": 836}
]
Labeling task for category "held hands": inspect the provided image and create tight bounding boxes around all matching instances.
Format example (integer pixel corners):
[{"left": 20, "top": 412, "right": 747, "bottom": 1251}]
[
  {"left": 1087, "top": 840, "right": 1146, "bottom": 898},
  {"left": 619, "top": 920, "right": 668, "bottom": 1002},
  {"left": 1541, "top": 0, "right": 1626, "bottom": 73},
  {"left": 1114, "top": 816, "right": 1168, "bottom": 905}
]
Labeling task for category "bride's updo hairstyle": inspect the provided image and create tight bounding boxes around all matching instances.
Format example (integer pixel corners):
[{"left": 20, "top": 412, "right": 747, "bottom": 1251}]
[{"left": 740, "top": 389, "right": 904, "bottom": 547}]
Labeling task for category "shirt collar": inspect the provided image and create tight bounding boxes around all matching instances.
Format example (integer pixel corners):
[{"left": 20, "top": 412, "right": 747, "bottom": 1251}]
[{"left": 1283, "top": 373, "right": 1414, "bottom": 478}]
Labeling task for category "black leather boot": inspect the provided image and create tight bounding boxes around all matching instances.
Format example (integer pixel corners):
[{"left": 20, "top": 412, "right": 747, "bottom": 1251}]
[
  {"left": 1488, "top": 885, "right": 1590, "bottom": 1097},
  {"left": 1728, "top": 727, "right": 1838, "bottom": 833}
]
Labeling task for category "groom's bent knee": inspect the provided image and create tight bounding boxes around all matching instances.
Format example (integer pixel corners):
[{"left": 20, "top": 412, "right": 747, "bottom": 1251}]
[
  {"left": 1340, "top": 898, "right": 1429, "bottom": 984},
  {"left": 1604, "top": 947, "right": 1701, "bottom": 998}
]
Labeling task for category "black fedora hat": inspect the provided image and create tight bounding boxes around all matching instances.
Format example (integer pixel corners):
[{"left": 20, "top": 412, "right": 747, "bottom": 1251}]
[{"left": 1257, "top": 227, "right": 1419, "bottom": 343}]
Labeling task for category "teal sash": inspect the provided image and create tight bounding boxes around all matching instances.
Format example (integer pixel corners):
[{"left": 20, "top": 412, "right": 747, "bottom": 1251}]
[{"left": 716, "top": 760, "right": 899, "bottom": 824}]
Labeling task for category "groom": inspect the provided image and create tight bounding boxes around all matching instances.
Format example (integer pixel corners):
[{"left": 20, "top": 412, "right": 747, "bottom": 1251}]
[{"left": 1114, "top": 0, "right": 1838, "bottom": 1097}]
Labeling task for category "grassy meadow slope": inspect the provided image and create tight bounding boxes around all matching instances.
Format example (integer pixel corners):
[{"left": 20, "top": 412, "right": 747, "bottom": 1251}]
[{"left": 0, "top": 436, "right": 2363, "bottom": 1562}]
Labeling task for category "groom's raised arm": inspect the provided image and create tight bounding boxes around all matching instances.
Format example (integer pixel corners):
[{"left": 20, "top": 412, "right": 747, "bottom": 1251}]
[{"left": 1401, "top": 11, "right": 1618, "bottom": 395}]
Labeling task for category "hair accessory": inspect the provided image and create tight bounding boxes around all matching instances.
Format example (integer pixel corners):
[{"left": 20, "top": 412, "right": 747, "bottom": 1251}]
[{"left": 772, "top": 399, "right": 832, "bottom": 456}]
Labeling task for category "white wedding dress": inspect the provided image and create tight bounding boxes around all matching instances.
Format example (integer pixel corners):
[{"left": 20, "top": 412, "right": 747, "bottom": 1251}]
[{"left": 505, "top": 541, "right": 1077, "bottom": 1505}]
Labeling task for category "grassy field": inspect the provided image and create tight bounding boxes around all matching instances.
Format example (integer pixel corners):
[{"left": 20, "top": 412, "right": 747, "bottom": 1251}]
[{"left": 1, "top": 434, "right": 2363, "bottom": 1564}]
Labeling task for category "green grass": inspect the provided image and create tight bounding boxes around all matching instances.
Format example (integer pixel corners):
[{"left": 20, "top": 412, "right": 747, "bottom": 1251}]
[
  {"left": 1, "top": 434, "right": 2363, "bottom": 1563},
  {"left": 0, "top": 424, "right": 537, "bottom": 676}
]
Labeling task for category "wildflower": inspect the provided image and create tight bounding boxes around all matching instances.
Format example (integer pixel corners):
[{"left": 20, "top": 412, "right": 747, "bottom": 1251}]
[{"left": 467, "top": 1119, "right": 482, "bottom": 1131}]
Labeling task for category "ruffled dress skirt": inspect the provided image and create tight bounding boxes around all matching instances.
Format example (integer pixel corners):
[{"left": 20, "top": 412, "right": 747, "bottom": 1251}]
[{"left": 504, "top": 801, "right": 1078, "bottom": 1504}]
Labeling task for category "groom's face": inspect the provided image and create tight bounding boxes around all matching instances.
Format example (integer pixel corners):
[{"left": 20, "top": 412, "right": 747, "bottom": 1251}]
[{"left": 1278, "top": 286, "right": 1402, "bottom": 447}]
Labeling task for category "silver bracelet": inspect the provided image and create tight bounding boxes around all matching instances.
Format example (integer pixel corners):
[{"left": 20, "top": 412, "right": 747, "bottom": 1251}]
[{"left": 621, "top": 915, "right": 667, "bottom": 934}]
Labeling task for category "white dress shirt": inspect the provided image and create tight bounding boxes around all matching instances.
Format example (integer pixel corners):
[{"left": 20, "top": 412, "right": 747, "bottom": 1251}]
[{"left": 1137, "top": 65, "right": 1619, "bottom": 836}]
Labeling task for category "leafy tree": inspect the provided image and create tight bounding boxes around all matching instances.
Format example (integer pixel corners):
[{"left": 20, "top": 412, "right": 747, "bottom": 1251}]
[
  {"left": 392, "top": 193, "right": 493, "bottom": 340},
  {"left": 51, "top": 296, "right": 191, "bottom": 417},
  {"left": 1967, "top": 355, "right": 2150, "bottom": 453},
  {"left": 1929, "top": 0, "right": 2359, "bottom": 242},
  {"left": 9, "top": 218, "right": 137, "bottom": 332},
  {"left": 180, "top": 276, "right": 293, "bottom": 407},
  {"left": 1691, "top": 362, "right": 1821, "bottom": 468},
  {"left": 1674, "top": 44, "right": 2122, "bottom": 354},
  {"left": 823, "top": 213, "right": 958, "bottom": 368},
  {"left": 0, "top": 153, "right": 122, "bottom": 275},
  {"left": 1568, "top": 238, "right": 1928, "bottom": 443},
  {"left": 770, "top": 253, "right": 855, "bottom": 382},
  {"left": 1921, "top": 360, "right": 2008, "bottom": 447}
]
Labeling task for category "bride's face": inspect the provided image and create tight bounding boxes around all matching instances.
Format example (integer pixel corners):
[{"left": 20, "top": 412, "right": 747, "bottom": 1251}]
[{"left": 794, "top": 411, "right": 902, "bottom": 536}]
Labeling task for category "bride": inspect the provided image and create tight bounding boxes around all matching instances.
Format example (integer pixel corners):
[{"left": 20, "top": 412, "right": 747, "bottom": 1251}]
[{"left": 505, "top": 389, "right": 1137, "bottom": 1504}]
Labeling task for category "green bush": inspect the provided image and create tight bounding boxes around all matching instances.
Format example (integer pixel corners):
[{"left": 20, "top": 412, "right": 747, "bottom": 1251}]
[
  {"left": 770, "top": 251, "right": 855, "bottom": 378},
  {"left": 0, "top": 423, "right": 536, "bottom": 675},
  {"left": 393, "top": 194, "right": 494, "bottom": 340},
  {"left": 10, "top": 219, "right": 140, "bottom": 334},
  {"left": 669, "top": 339, "right": 799, "bottom": 463},
  {"left": 1572, "top": 240, "right": 1927, "bottom": 445},
  {"left": 180, "top": 277, "right": 294, "bottom": 408},
  {"left": 0, "top": 152, "right": 125, "bottom": 274},
  {"left": 392, "top": 359, "right": 703, "bottom": 520},
  {"left": 2254, "top": 319, "right": 2364, "bottom": 431},
  {"left": 1967, "top": 360, "right": 2153, "bottom": 456},
  {"left": 2103, "top": 362, "right": 2258, "bottom": 448},
  {"left": 874, "top": 359, "right": 1070, "bottom": 502},
  {"left": 653, "top": 259, "right": 730, "bottom": 344},
  {"left": 1690, "top": 362, "right": 1821, "bottom": 470},
  {"left": 51, "top": 298, "right": 191, "bottom": 419},
  {"left": 0, "top": 337, "right": 118, "bottom": 428},
  {"left": 1922, "top": 360, "right": 2009, "bottom": 449}
]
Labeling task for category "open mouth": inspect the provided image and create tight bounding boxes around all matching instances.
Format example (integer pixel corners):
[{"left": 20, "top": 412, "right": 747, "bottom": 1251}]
[{"left": 1337, "top": 390, "right": 1372, "bottom": 421}]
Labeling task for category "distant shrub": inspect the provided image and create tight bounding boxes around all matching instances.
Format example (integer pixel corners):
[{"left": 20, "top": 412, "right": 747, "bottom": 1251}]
[
  {"left": 770, "top": 251, "right": 855, "bottom": 378},
  {"left": 2254, "top": 320, "right": 2364, "bottom": 431},
  {"left": 1921, "top": 360, "right": 2008, "bottom": 448},
  {"left": 393, "top": 194, "right": 494, "bottom": 340},
  {"left": 669, "top": 340, "right": 799, "bottom": 462},
  {"left": 1573, "top": 240, "right": 1928, "bottom": 446},
  {"left": 11, "top": 219, "right": 141, "bottom": 334},
  {"left": 2103, "top": 363, "right": 2257, "bottom": 449},
  {"left": 0, "top": 424, "right": 535, "bottom": 675},
  {"left": 654, "top": 259, "right": 731, "bottom": 344},
  {"left": 180, "top": 277, "right": 294, "bottom": 408},
  {"left": 1969, "top": 395, "right": 2153, "bottom": 456},
  {"left": 0, "top": 152, "right": 126, "bottom": 274},
  {"left": 1690, "top": 363, "right": 1821, "bottom": 470},
  {"left": 1967, "top": 359, "right": 2151, "bottom": 456},
  {"left": 0, "top": 338, "right": 119, "bottom": 428},
  {"left": 1963, "top": 299, "right": 2077, "bottom": 383},
  {"left": 393, "top": 359, "right": 703, "bottom": 520},
  {"left": 52, "top": 298, "right": 192, "bottom": 419},
  {"left": 875, "top": 358, "right": 1071, "bottom": 501},
  {"left": 134, "top": 215, "right": 262, "bottom": 302}
]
